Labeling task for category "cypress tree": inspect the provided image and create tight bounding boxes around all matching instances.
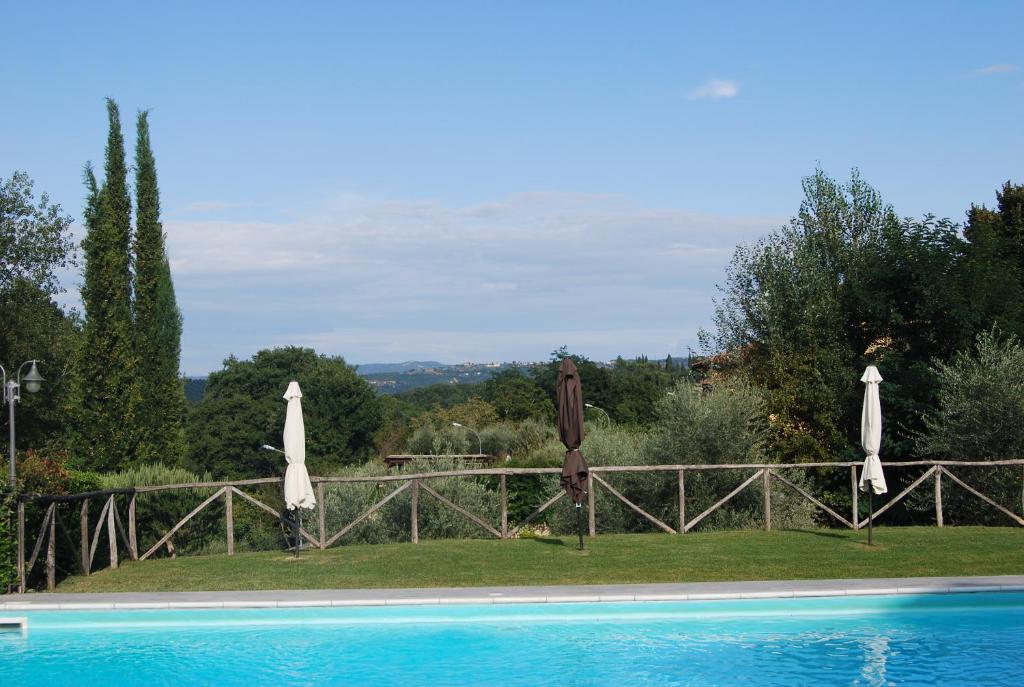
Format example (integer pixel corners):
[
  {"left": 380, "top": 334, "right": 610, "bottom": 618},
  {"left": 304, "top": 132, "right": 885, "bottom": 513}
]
[
  {"left": 77, "top": 99, "right": 139, "bottom": 470},
  {"left": 133, "top": 110, "right": 187, "bottom": 464}
]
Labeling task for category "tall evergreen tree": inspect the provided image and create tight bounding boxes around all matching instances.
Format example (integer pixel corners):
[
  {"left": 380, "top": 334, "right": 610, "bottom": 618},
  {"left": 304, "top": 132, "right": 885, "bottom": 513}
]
[
  {"left": 133, "top": 110, "right": 187, "bottom": 464},
  {"left": 77, "top": 99, "right": 139, "bottom": 470}
]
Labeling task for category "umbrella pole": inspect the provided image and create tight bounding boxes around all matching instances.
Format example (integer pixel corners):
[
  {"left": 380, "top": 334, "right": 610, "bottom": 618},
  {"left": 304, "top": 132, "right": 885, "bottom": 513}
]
[
  {"left": 575, "top": 502, "right": 584, "bottom": 550},
  {"left": 867, "top": 483, "right": 874, "bottom": 547}
]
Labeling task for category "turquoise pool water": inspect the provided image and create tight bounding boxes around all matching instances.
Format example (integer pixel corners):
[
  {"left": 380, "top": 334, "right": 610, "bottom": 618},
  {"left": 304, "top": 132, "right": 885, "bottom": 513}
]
[{"left": 2, "top": 593, "right": 1023, "bottom": 686}]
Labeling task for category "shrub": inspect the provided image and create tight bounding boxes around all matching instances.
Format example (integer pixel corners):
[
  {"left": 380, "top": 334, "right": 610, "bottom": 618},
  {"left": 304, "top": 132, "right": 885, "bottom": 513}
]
[
  {"left": 18, "top": 450, "right": 101, "bottom": 495},
  {"left": 320, "top": 457, "right": 500, "bottom": 544},
  {"left": 915, "top": 328, "right": 1024, "bottom": 523},
  {"left": 100, "top": 463, "right": 219, "bottom": 556},
  {"left": 648, "top": 381, "right": 814, "bottom": 531},
  {"left": 546, "top": 426, "right": 667, "bottom": 535},
  {"left": 479, "top": 424, "right": 517, "bottom": 457}
]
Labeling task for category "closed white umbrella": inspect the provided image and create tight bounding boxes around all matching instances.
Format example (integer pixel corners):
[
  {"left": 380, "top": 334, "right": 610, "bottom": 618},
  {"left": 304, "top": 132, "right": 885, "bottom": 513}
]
[
  {"left": 859, "top": 365, "right": 886, "bottom": 544},
  {"left": 282, "top": 381, "right": 316, "bottom": 511}
]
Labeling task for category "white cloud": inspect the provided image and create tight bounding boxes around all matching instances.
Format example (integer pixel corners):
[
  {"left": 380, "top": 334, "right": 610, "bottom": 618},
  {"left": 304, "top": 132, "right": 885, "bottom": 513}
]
[
  {"left": 963, "top": 64, "right": 1018, "bottom": 78},
  {"left": 687, "top": 78, "right": 739, "bottom": 100},
  {"left": 158, "top": 190, "right": 780, "bottom": 373}
]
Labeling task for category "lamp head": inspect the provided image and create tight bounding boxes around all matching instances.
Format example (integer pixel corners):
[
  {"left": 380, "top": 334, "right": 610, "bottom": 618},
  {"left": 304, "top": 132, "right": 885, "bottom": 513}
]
[
  {"left": 452, "top": 422, "right": 462, "bottom": 428},
  {"left": 585, "top": 403, "right": 595, "bottom": 408},
  {"left": 23, "top": 361, "right": 43, "bottom": 394}
]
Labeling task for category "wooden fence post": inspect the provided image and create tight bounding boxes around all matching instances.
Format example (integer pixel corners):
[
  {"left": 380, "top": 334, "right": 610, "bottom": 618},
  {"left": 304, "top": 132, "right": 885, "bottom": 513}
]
[
  {"left": 499, "top": 474, "right": 508, "bottom": 539},
  {"left": 17, "top": 500, "right": 26, "bottom": 593},
  {"left": 410, "top": 479, "right": 419, "bottom": 544},
  {"left": 763, "top": 468, "right": 771, "bottom": 530},
  {"left": 851, "top": 466, "right": 859, "bottom": 529},
  {"left": 678, "top": 469, "right": 686, "bottom": 534},
  {"left": 80, "top": 499, "right": 89, "bottom": 575},
  {"left": 317, "top": 482, "right": 326, "bottom": 549},
  {"left": 46, "top": 506, "right": 56, "bottom": 591},
  {"left": 935, "top": 467, "right": 944, "bottom": 527},
  {"left": 587, "top": 473, "right": 596, "bottom": 537},
  {"left": 128, "top": 494, "right": 137, "bottom": 560},
  {"left": 225, "top": 487, "right": 234, "bottom": 556},
  {"left": 107, "top": 496, "right": 118, "bottom": 569}
]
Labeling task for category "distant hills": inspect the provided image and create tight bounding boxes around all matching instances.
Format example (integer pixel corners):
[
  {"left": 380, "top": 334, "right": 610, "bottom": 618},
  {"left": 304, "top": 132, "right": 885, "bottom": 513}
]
[{"left": 184, "top": 360, "right": 516, "bottom": 402}]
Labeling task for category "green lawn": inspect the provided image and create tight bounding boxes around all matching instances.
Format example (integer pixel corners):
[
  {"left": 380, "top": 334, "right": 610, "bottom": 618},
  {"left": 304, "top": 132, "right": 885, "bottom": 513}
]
[{"left": 56, "top": 527, "right": 1024, "bottom": 593}]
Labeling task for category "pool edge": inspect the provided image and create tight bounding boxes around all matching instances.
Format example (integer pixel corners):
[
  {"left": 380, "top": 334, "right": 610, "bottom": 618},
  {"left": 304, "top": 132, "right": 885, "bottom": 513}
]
[{"left": 3, "top": 575, "right": 1024, "bottom": 611}]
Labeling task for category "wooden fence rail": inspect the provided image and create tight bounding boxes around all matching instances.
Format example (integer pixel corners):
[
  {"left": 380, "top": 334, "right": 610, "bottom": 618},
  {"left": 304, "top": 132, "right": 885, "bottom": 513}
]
[{"left": 11, "top": 460, "right": 1024, "bottom": 592}]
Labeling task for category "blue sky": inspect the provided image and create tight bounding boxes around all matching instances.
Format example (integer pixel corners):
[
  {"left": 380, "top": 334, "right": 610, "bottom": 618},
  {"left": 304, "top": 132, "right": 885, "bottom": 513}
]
[{"left": 3, "top": 2, "right": 1021, "bottom": 374}]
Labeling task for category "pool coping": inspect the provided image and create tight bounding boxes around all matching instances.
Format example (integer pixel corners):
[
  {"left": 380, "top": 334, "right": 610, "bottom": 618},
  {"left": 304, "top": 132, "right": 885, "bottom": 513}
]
[{"left": 2, "top": 575, "right": 1023, "bottom": 611}]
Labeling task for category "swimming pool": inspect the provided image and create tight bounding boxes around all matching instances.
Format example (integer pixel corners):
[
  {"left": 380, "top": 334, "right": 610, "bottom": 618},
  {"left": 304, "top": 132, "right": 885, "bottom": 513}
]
[{"left": 3, "top": 592, "right": 1022, "bottom": 686}]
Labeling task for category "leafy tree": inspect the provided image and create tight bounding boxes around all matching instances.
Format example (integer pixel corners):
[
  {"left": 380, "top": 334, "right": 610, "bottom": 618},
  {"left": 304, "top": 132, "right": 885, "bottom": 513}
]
[
  {"left": 0, "top": 171, "right": 76, "bottom": 295},
  {"left": 609, "top": 357, "right": 680, "bottom": 425},
  {"left": 0, "top": 280, "right": 80, "bottom": 452},
  {"left": 0, "top": 171, "right": 79, "bottom": 454},
  {"left": 132, "top": 110, "right": 187, "bottom": 465},
  {"left": 707, "top": 168, "right": 969, "bottom": 464},
  {"left": 479, "top": 369, "right": 553, "bottom": 421},
  {"left": 77, "top": 99, "right": 140, "bottom": 470},
  {"left": 187, "top": 347, "right": 381, "bottom": 478},
  {"left": 395, "top": 383, "right": 475, "bottom": 411}
]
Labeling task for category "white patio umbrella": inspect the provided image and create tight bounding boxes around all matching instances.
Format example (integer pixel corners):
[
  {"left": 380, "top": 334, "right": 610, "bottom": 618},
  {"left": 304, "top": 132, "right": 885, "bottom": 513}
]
[
  {"left": 283, "top": 381, "right": 316, "bottom": 511},
  {"left": 859, "top": 365, "right": 886, "bottom": 544}
]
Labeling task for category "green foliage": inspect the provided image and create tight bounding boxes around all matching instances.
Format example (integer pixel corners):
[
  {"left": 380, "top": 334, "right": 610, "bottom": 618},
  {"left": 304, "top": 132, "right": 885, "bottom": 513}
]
[
  {"left": 0, "top": 171, "right": 80, "bottom": 455},
  {"left": 396, "top": 383, "right": 476, "bottom": 411},
  {"left": 530, "top": 348, "right": 685, "bottom": 426},
  {"left": 0, "top": 170, "right": 76, "bottom": 296},
  {"left": 187, "top": 347, "right": 381, "bottom": 477},
  {"left": 0, "top": 280, "right": 81, "bottom": 453},
  {"left": 915, "top": 329, "right": 1024, "bottom": 523},
  {"left": 479, "top": 369, "right": 554, "bottom": 421},
  {"left": 707, "top": 168, "right": 979, "bottom": 470},
  {"left": 17, "top": 450, "right": 102, "bottom": 495},
  {"left": 919, "top": 328, "right": 1024, "bottom": 458},
  {"left": 531, "top": 347, "right": 616, "bottom": 417},
  {"left": 961, "top": 182, "right": 1024, "bottom": 340},
  {"left": 132, "top": 110, "right": 187, "bottom": 466},
  {"left": 320, "top": 457, "right": 499, "bottom": 544},
  {"left": 654, "top": 381, "right": 767, "bottom": 464},
  {"left": 0, "top": 492, "right": 14, "bottom": 593},
  {"left": 77, "top": 99, "right": 140, "bottom": 470},
  {"left": 99, "top": 462, "right": 218, "bottom": 556}
]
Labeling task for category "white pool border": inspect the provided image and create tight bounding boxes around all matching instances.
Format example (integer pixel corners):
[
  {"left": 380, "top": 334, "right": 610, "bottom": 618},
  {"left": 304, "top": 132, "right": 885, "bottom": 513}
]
[{"left": 2, "top": 575, "right": 1023, "bottom": 611}]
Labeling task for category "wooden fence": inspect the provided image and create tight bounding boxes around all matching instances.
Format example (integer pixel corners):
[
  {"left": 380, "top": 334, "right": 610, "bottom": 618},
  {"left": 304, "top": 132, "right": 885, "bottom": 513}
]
[{"left": 11, "top": 460, "right": 1024, "bottom": 592}]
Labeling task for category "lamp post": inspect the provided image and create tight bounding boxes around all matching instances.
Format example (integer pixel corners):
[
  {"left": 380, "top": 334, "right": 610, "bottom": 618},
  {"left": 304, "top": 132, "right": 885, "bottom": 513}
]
[
  {"left": 1, "top": 361, "right": 44, "bottom": 487},
  {"left": 452, "top": 422, "right": 482, "bottom": 455},
  {"left": 584, "top": 403, "right": 611, "bottom": 427}
]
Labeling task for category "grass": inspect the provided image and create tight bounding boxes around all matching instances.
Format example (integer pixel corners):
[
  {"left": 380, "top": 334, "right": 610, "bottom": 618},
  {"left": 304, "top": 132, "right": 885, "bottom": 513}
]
[{"left": 55, "top": 526, "right": 1024, "bottom": 593}]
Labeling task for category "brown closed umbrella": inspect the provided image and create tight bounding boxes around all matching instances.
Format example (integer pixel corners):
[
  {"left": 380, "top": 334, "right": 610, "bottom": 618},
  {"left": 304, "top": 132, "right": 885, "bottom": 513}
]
[{"left": 557, "top": 357, "right": 589, "bottom": 549}]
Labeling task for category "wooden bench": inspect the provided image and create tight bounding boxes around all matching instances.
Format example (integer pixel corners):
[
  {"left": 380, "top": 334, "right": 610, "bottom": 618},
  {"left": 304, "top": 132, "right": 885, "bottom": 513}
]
[{"left": 384, "top": 454, "right": 495, "bottom": 469}]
